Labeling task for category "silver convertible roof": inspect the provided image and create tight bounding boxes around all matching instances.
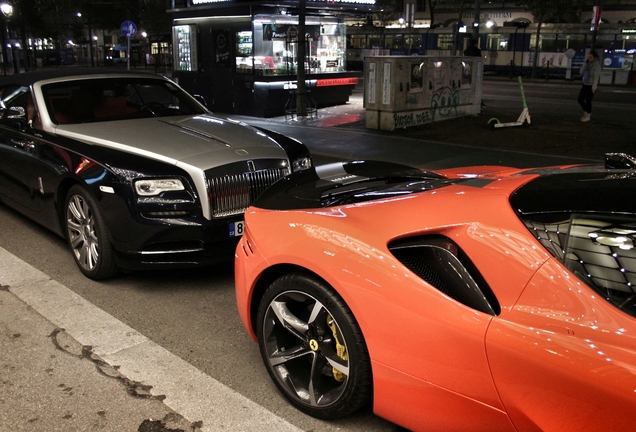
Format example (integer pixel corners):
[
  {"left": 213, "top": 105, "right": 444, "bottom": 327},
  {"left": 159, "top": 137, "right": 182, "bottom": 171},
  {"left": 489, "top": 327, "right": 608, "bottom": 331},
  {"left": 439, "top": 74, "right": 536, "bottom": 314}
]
[{"left": 0, "top": 68, "right": 162, "bottom": 87}]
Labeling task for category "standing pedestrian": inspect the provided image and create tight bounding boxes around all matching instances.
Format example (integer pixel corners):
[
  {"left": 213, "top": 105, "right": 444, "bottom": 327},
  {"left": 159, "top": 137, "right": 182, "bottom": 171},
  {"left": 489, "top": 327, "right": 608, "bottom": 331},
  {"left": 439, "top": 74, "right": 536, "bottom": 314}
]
[
  {"left": 464, "top": 38, "right": 485, "bottom": 107},
  {"left": 463, "top": 38, "right": 482, "bottom": 57},
  {"left": 578, "top": 51, "right": 601, "bottom": 122}
]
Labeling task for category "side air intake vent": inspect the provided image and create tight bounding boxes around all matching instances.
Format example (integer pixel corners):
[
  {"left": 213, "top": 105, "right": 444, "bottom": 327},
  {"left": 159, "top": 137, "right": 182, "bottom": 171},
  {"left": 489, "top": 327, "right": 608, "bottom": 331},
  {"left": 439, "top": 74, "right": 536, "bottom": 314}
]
[{"left": 389, "top": 236, "right": 500, "bottom": 316}]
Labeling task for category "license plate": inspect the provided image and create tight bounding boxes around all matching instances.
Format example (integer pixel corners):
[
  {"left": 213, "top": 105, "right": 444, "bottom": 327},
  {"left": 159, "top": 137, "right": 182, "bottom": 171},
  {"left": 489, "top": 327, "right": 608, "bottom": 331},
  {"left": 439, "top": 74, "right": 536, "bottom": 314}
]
[{"left": 229, "top": 221, "right": 245, "bottom": 237}]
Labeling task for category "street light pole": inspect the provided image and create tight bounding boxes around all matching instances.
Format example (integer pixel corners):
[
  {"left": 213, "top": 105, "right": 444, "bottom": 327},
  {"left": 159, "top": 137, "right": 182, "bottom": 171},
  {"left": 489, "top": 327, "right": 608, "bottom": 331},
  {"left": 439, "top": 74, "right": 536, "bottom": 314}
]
[
  {"left": 77, "top": 12, "right": 94, "bottom": 67},
  {"left": 87, "top": 12, "right": 94, "bottom": 67},
  {"left": 0, "top": 3, "right": 12, "bottom": 75},
  {"left": 472, "top": 0, "right": 480, "bottom": 40},
  {"left": 93, "top": 35, "right": 98, "bottom": 66}
]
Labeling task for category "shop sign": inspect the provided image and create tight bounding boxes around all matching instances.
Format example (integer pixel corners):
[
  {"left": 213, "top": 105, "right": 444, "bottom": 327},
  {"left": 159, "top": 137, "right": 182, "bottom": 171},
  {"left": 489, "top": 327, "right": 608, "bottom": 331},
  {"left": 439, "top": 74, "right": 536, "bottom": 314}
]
[
  {"left": 308, "top": 0, "right": 376, "bottom": 4},
  {"left": 192, "top": 0, "right": 231, "bottom": 3},
  {"left": 262, "top": 24, "right": 320, "bottom": 41},
  {"left": 192, "top": 0, "right": 374, "bottom": 4},
  {"left": 316, "top": 77, "right": 359, "bottom": 87},
  {"left": 150, "top": 34, "right": 171, "bottom": 43},
  {"left": 463, "top": 12, "right": 513, "bottom": 19}
]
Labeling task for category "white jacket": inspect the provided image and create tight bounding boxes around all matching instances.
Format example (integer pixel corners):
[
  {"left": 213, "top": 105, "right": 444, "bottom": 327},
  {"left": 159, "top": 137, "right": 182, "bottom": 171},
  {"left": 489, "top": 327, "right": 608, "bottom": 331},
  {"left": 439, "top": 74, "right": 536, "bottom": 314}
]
[{"left": 580, "top": 59, "right": 602, "bottom": 91}]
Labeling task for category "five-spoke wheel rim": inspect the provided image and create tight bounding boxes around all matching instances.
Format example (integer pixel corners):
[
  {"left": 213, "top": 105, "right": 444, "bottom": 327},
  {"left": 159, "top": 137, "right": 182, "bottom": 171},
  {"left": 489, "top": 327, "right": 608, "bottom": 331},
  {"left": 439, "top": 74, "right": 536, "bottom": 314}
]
[
  {"left": 261, "top": 290, "right": 350, "bottom": 408},
  {"left": 66, "top": 194, "right": 99, "bottom": 272}
]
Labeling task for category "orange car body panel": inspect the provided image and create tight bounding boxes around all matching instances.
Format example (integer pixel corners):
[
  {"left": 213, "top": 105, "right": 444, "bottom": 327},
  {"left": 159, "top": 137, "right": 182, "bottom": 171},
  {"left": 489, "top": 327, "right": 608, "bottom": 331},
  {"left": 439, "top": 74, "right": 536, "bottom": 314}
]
[
  {"left": 235, "top": 168, "right": 636, "bottom": 431},
  {"left": 487, "top": 257, "right": 636, "bottom": 431}
]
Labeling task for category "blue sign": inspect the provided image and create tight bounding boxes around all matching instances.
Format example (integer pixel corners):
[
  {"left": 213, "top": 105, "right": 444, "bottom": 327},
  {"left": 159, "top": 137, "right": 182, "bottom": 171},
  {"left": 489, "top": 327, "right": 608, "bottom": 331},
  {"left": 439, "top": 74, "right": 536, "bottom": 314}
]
[{"left": 121, "top": 21, "right": 137, "bottom": 37}]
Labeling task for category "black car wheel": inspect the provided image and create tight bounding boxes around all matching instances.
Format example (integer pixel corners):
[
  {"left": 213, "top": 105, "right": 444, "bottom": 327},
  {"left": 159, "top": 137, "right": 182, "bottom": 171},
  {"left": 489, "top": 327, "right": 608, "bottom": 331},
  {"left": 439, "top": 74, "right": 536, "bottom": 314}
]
[
  {"left": 65, "top": 185, "right": 118, "bottom": 280},
  {"left": 256, "top": 272, "right": 372, "bottom": 419}
]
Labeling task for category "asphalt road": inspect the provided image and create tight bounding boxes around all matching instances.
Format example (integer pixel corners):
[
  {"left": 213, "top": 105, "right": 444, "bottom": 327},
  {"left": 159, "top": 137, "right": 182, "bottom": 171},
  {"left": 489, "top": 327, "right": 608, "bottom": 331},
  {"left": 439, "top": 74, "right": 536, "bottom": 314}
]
[{"left": 1, "top": 77, "right": 635, "bottom": 431}]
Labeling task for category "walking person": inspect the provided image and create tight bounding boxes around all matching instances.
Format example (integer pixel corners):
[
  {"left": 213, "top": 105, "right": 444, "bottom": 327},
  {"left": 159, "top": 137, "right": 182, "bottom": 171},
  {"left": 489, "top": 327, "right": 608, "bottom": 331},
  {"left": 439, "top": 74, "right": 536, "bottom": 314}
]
[{"left": 578, "top": 51, "right": 601, "bottom": 122}]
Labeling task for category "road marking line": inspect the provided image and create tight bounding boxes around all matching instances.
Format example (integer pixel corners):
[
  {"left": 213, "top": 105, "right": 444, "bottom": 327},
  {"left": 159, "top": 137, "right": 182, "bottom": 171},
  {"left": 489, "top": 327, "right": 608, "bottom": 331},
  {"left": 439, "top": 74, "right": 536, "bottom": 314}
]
[{"left": 0, "top": 246, "right": 302, "bottom": 432}]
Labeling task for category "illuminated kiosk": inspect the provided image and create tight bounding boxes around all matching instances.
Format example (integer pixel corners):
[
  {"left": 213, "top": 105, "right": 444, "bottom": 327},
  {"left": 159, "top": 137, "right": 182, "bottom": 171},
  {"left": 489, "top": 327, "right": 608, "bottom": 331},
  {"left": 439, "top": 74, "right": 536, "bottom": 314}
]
[{"left": 168, "top": 0, "right": 376, "bottom": 117}]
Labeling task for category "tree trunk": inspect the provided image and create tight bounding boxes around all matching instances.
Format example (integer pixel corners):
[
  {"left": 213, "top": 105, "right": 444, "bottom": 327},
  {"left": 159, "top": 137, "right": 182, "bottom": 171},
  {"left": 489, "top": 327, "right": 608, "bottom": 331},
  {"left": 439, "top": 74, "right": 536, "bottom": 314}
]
[
  {"left": 531, "top": 12, "right": 543, "bottom": 79},
  {"left": 455, "top": 1, "right": 466, "bottom": 55}
]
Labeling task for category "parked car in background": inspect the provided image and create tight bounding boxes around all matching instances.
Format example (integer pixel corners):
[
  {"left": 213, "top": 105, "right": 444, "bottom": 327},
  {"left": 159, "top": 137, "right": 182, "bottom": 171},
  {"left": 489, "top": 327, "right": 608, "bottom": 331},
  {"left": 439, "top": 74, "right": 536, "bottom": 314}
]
[
  {"left": 235, "top": 156, "right": 636, "bottom": 431},
  {"left": 0, "top": 69, "right": 312, "bottom": 279}
]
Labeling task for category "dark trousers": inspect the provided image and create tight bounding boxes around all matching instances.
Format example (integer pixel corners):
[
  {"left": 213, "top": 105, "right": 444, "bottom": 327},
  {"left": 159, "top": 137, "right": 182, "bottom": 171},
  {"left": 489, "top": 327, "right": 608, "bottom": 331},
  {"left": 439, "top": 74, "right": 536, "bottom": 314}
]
[{"left": 578, "top": 85, "right": 594, "bottom": 114}]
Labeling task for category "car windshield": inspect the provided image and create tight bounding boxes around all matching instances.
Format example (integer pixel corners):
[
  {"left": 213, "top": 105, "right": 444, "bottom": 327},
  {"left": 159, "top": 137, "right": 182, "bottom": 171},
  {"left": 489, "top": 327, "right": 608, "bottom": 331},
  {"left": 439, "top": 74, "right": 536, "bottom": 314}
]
[{"left": 40, "top": 77, "right": 206, "bottom": 124}]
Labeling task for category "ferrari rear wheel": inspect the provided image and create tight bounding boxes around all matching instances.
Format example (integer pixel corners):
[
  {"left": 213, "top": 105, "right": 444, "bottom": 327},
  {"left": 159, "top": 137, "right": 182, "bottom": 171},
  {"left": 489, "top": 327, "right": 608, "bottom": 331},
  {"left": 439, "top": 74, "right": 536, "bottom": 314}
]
[
  {"left": 256, "top": 272, "right": 372, "bottom": 419},
  {"left": 65, "top": 185, "right": 118, "bottom": 280}
]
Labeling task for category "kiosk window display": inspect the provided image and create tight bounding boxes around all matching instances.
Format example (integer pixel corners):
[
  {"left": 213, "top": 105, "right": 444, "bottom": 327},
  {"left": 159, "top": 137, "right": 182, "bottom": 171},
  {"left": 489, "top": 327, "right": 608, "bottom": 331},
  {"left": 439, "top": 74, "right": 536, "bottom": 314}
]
[
  {"left": 235, "top": 16, "right": 346, "bottom": 76},
  {"left": 173, "top": 25, "right": 197, "bottom": 71}
]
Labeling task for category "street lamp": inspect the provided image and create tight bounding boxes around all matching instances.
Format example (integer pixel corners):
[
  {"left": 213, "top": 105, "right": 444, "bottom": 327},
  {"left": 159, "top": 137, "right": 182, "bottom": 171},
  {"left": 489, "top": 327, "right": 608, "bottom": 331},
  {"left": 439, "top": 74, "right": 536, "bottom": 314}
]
[
  {"left": 1, "top": 2, "right": 12, "bottom": 75},
  {"left": 141, "top": 32, "right": 149, "bottom": 68},
  {"left": 0, "top": 3, "right": 11, "bottom": 16},
  {"left": 93, "top": 35, "right": 98, "bottom": 66},
  {"left": 76, "top": 10, "right": 94, "bottom": 66}
]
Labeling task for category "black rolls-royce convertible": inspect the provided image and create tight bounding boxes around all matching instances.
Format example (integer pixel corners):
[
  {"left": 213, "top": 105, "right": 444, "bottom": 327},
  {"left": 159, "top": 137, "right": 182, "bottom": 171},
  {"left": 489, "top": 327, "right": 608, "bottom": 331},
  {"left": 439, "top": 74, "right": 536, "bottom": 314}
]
[{"left": 0, "top": 69, "right": 312, "bottom": 279}]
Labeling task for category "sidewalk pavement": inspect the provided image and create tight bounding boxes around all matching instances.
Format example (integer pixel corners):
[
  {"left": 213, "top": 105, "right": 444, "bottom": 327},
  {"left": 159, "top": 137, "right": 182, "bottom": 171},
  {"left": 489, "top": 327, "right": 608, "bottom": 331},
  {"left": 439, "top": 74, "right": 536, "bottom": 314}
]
[
  {"left": 0, "top": 246, "right": 302, "bottom": 432},
  {"left": 0, "top": 250, "right": 193, "bottom": 432}
]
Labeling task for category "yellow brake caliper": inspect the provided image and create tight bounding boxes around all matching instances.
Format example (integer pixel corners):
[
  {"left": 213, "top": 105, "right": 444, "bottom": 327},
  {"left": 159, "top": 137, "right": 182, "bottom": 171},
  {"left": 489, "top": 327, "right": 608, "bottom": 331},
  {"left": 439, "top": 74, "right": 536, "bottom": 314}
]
[{"left": 327, "top": 315, "right": 348, "bottom": 382}]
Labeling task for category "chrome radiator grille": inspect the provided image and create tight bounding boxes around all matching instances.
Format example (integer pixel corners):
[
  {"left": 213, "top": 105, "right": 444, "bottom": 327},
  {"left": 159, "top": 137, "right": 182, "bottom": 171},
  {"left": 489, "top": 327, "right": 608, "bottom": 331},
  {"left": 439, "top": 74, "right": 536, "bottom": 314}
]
[{"left": 208, "top": 168, "right": 289, "bottom": 217}]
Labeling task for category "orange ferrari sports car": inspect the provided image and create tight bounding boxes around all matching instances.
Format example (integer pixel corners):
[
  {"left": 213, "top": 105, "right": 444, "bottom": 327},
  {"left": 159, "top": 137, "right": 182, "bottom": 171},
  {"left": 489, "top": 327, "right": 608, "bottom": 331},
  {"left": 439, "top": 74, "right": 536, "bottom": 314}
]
[{"left": 235, "top": 155, "right": 636, "bottom": 431}]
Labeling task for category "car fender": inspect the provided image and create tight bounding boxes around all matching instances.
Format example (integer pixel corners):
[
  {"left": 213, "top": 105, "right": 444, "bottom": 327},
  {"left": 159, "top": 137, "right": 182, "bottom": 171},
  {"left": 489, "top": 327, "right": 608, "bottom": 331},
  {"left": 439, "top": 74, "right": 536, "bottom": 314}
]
[{"left": 240, "top": 207, "right": 507, "bottom": 413}]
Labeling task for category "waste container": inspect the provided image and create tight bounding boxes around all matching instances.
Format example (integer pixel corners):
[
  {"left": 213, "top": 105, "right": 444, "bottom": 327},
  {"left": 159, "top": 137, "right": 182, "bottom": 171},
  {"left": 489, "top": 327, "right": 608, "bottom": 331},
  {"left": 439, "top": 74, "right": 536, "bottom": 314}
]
[
  {"left": 599, "top": 70, "right": 614, "bottom": 85},
  {"left": 614, "top": 70, "right": 629, "bottom": 85},
  {"left": 364, "top": 56, "right": 483, "bottom": 131}
]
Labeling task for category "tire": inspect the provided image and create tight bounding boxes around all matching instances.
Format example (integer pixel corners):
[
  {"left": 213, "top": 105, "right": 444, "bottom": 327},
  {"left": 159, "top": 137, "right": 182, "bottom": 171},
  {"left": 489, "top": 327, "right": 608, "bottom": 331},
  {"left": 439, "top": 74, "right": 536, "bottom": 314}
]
[
  {"left": 65, "top": 185, "right": 118, "bottom": 280},
  {"left": 256, "top": 272, "right": 372, "bottom": 419}
]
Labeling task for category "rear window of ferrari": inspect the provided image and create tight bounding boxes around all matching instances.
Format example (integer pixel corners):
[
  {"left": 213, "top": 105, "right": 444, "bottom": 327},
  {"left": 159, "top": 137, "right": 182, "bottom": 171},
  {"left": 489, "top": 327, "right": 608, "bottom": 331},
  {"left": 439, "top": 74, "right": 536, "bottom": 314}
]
[{"left": 521, "top": 213, "right": 636, "bottom": 319}]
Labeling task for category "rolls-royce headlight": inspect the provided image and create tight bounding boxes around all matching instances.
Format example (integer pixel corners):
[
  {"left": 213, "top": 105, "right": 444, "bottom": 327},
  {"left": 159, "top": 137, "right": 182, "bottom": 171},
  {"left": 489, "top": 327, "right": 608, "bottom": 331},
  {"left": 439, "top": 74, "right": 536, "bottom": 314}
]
[
  {"left": 135, "top": 178, "right": 185, "bottom": 196},
  {"left": 292, "top": 157, "right": 312, "bottom": 172}
]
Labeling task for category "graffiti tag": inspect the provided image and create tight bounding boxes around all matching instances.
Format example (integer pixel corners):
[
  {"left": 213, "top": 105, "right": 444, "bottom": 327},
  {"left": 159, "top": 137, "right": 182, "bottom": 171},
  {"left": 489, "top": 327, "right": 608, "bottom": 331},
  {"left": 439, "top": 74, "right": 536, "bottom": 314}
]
[
  {"left": 431, "top": 86, "right": 460, "bottom": 120},
  {"left": 393, "top": 110, "right": 433, "bottom": 129}
]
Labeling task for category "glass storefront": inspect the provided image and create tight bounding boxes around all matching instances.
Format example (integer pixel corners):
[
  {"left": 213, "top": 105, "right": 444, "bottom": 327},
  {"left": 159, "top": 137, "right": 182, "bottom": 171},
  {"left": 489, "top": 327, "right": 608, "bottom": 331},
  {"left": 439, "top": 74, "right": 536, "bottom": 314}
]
[
  {"left": 173, "top": 25, "right": 197, "bottom": 71},
  {"left": 235, "top": 15, "right": 346, "bottom": 75}
]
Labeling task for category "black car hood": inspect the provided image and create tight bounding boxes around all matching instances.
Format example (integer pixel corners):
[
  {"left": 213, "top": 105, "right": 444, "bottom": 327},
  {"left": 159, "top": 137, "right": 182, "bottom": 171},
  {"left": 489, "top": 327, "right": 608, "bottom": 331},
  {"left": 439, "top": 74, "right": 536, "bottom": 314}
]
[{"left": 252, "top": 160, "right": 455, "bottom": 210}]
